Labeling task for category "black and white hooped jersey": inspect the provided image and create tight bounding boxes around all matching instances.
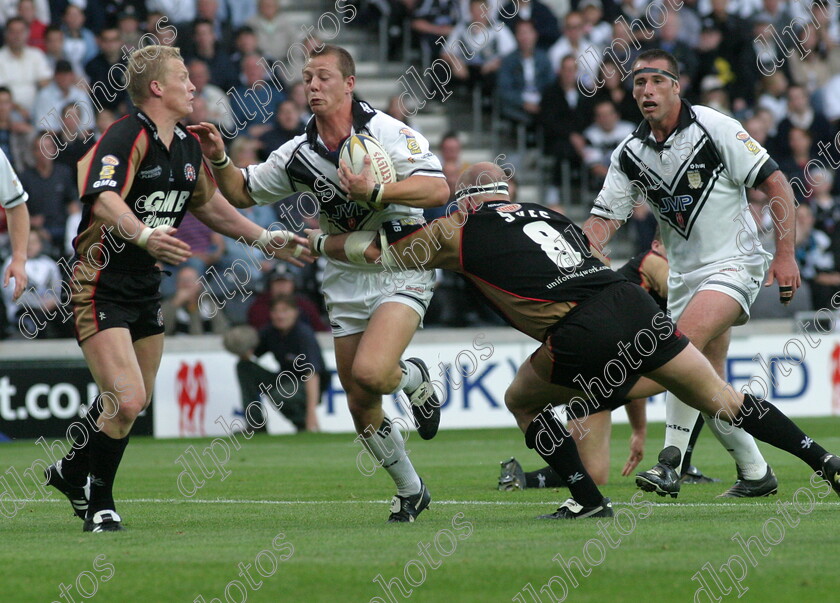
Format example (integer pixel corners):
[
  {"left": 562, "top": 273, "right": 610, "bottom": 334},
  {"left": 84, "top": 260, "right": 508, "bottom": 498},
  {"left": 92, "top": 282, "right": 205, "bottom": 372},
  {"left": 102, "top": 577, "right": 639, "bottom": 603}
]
[
  {"left": 243, "top": 99, "right": 445, "bottom": 268},
  {"left": 591, "top": 101, "right": 774, "bottom": 274}
]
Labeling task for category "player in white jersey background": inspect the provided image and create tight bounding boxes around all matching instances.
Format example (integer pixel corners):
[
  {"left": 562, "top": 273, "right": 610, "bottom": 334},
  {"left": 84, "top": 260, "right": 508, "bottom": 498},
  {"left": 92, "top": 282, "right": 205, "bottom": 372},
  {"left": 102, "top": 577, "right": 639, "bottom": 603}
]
[
  {"left": 0, "top": 145, "right": 30, "bottom": 306},
  {"left": 189, "top": 44, "right": 449, "bottom": 522},
  {"left": 583, "top": 49, "right": 801, "bottom": 499}
]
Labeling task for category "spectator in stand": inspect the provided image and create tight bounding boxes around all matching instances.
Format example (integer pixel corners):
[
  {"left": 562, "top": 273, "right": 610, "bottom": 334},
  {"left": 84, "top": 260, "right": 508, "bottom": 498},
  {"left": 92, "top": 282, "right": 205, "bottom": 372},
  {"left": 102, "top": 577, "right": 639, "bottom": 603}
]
[
  {"left": 699, "top": 0, "right": 757, "bottom": 109},
  {"left": 385, "top": 94, "right": 414, "bottom": 128},
  {"left": 188, "top": 58, "right": 236, "bottom": 134},
  {"left": 33, "top": 59, "right": 94, "bottom": 133},
  {"left": 411, "top": 0, "right": 460, "bottom": 66},
  {"left": 579, "top": 0, "right": 611, "bottom": 50},
  {"left": 196, "top": 0, "right": 231, "bottom": 48},
  {"left": 20, "top": 133, "right": 76, "bottom": 252},
  {"left": 440, "top": 0, "right": 516, "bottom": 101},
  {"left": 97, "top": 2, "right": 146, "bottom": 31},
  {"left": 52, "top": 102, "right": 95, "bottom": 178},
  {"left": 581, "top": 100, "right": 634, "bottom": 188},
  {"left": 162, "top": 265, "right": 229, "bottom": 336},
  {"left": 230, "top": 25, "right": 261, "bottom": 71},
  {"left": 248, "top": 263, "right": 328, "bottom": 332},
  {"left": 231, "top": 53, "right": 285, "bottom": 138},
  {"left": 43, "top": 24, "right": 66, "bottom": 69},
  {"left": 775, "top": 84, "right": 833, "bottom": 163},
  {"left": 18, "top": 0, "right": 47, "bottom": 50},
  {"left": 259, "top": 99, "right": 304, "bottom": 160},
  {"left": 0, "top": 17, "right": 52, "bottom": 110},
  {"left": 819, "top": 72, "right": 840, "bottom": 127},
  {"left": 146, "top": 0, "right": 196, "bottom": 31},
  {"left": 809, "top": 168, "right": 840, "bottom": 309},
  {"left": 185, "top": 18, "right": 239, "bottom": 91},
  {"left": 0, "top": 86, "right": 32, "bottom": 173},
  {"left": 60, "top": 4, "right": 96, "bottom": 76},
  {"left": 698, "top": 75, "right": 732, "bottom": 116},
  {"left": 255, "top": 294, "right": 326, "bottom": 432},
  {"left": 119, "top": 9, "right": 143, "bottom": 50},
  {"left": 84, "top": 27, "right": 128, "bottom": 114},
  {"left": 425, "top": 131, "right": 467, "bottom": 221},
  {"left": 548, "top": 11, "right": 594, "bottom": 73},
  {"left": 779, "top": 127, "right": 816, "bottom": 204},
  {"left": 795, "top": 203, "right": 836, "bottom": 310},
  {"left": 220, "top": 0, "right": 257, "bottom": 30},
  {"left": 161, "top": 212, "right": 225, "bottom": 298},
  {"left": 756, "top": 71, "right": 789, "bottom": 127},
  {"left": 790, "top": 21, "right": 835, "bottom": 98},
  {"left": 500, "top": 0, "right": 559, "bottom": 51},
  {"left": 247, "top": 0, "right": 295, "bottom": 64},
  {"left": 595, "top": 57, "right": 638, "bottom": 123},
  {"left": 1, "top": 230, "right": 64, "bottom": 339},
  {"left": 538, "top": 54, "right": 596, "bottom": 197},
  {"left": 496, "top": 20, "right": 553, "bottom": 128},
  {"left": 650, "top": 10, "right": 698, "bottom": 97}
]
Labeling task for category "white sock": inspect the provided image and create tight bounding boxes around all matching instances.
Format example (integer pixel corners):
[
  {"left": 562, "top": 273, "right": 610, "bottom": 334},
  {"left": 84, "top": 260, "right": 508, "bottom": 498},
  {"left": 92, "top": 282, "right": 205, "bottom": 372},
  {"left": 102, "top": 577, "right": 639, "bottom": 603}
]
[
  {"left": 362, "top": 415, "right": 422, "bottom": 496},
  {"left": 704, "top": 414, "right": 768, "bottom": 479},
  {"left": 663, "top": 392, "right": 699, "bottom": 473},
  {"left": 392, "top": 360, "right": 423, "bottom": 396}
]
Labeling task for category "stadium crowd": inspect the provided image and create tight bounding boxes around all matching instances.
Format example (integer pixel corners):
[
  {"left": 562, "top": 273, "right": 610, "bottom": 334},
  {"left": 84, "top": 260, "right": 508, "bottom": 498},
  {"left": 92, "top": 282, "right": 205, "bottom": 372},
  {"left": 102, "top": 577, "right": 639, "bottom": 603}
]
[{"left": 1, "top": 0, "right": 839, "bottom": 340}]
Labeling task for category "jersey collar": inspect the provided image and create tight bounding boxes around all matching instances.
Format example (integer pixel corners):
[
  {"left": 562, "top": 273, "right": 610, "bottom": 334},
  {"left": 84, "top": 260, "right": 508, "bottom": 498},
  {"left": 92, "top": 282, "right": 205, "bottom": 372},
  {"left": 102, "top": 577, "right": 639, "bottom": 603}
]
[
  {"left": 631, "top": 99, "right": 695, "bottom": 151},
  {"left": 304, "top": 98, "right": 377, "bottom": 163},
  {"left": 135, "top": 109, "right": 188, "bottom": 148}
]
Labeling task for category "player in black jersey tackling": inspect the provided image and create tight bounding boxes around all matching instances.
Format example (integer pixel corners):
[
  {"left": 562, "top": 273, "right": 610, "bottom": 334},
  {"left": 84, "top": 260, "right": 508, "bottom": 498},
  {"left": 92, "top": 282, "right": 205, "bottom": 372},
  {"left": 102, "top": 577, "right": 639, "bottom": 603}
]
[
  {"left": 499, "top": 232, "right": 719, "bottom": 490},
  {"left": 44, "top": 45, "right": 310, "bottom": 532},
  {"left": 307, "top": 162, "right": 840, "bottom": 519}
]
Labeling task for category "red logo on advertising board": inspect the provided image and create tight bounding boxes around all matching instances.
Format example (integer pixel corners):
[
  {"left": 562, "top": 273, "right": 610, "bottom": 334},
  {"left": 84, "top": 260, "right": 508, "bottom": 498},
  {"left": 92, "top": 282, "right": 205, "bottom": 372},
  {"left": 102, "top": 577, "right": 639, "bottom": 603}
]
[
  {"left": 832, "top": 343, "right": 840, "bottom": 415},
  {"left": 177, "top": 361, "right": 207, "bottom": 436}
]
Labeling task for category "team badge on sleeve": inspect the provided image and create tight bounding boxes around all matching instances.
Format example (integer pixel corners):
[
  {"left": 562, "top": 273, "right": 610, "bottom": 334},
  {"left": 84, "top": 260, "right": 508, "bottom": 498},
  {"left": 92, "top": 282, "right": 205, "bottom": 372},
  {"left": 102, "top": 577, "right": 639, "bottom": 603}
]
[
  {"left": 184, "top": 163, "right": 196, "bottom": 181},
  {"left": 102, "top": 155, "right": 120, "bottom": 166},
  {"left": 400, "top": 128, "right": 422, "bottom": 155}
]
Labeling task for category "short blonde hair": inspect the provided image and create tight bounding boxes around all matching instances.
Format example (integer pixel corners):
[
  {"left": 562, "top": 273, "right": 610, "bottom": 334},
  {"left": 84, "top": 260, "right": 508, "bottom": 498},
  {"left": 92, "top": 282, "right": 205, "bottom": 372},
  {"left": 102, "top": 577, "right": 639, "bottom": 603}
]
[{"left": 126, "top": 45, "right": 184, "bottom": 104}]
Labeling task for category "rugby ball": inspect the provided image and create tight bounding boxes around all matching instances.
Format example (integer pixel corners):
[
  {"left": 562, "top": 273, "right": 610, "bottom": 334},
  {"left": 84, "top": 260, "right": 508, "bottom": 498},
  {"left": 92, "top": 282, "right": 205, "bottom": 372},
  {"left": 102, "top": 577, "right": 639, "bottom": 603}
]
[{"left": 339, "top": 134, "right": 396, "bottom": 210}]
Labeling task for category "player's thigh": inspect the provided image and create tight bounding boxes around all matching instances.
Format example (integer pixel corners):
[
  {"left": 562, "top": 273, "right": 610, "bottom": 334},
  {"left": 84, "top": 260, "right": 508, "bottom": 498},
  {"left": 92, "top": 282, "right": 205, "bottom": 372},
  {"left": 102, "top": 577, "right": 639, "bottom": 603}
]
[
  {"left": 643, "top": 345, "right": 740, "bottom": 418},
  {"left": 133, "top": 333, "right": 164, "bottom": 409},
  {"left": 353, "top": 301, "right": 421, "bottom": 377},
  {"left": 675, "top": 289, "right": 742, "bottom": 350},
  {"left": 81, "top": 327, "right": 147, "bottom": 417}
]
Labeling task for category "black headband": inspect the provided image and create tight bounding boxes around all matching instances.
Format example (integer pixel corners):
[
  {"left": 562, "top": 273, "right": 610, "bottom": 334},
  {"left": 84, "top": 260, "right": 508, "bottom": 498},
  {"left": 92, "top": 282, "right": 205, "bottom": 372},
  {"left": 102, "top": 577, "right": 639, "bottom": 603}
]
[
  {"left": 633, "top": 67, "right": 678, "bottom": 82},
  {"left": 454, "top": 182, "right": 510, "bottom": 201}
]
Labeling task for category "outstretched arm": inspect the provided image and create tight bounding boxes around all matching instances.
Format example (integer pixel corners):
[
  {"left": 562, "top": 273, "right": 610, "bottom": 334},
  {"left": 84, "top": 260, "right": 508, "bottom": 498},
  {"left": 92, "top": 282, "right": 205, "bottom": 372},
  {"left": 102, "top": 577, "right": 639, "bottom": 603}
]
[
  {"left": 188, "top": 122, "right": 255, "bottom": 208},
  {"left": 3, "top": 203, "right": 29, "bottom": 300},
  {"left": 191, "top": 190, "right": 313, "bottom": 267}
]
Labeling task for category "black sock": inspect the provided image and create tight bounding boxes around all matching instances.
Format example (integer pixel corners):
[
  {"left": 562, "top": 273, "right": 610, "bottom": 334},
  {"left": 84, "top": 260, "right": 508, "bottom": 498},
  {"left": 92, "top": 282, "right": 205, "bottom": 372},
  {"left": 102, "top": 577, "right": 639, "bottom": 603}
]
[
  {"left": 526, "top": 466, "right": 567, "bottom": 488},
  {"left": 60, "top": 397, "right": 104, "bottom": 486},
  {"left": 681, "top": 415, "right": 705, "bottom": 475},
  {"left": 525, "top": 410, "right": 604, "bottom": 506},
  {"left": 87, "top": 430, "right": 129, "bottom": 515},
  {"left": 733, "top": 394, "right": 828, "bottom": 472}
]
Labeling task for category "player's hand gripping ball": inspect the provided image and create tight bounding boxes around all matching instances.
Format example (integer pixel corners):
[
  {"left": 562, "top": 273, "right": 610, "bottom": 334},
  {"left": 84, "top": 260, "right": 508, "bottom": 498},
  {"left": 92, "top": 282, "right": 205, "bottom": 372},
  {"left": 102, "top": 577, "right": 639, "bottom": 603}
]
[{"left": 339, "top": 134, "right": 395, "bottom": 211}]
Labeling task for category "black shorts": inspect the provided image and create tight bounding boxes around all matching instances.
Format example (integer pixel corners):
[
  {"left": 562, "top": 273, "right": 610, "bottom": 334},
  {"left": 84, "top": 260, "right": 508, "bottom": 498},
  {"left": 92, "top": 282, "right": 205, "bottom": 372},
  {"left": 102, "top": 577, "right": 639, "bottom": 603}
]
[
  {"left": 72, "top": 267, "right": 163, "bottom": 344},
  {"left": 539, "top": 281, "right": 689, "bottom": 418}
]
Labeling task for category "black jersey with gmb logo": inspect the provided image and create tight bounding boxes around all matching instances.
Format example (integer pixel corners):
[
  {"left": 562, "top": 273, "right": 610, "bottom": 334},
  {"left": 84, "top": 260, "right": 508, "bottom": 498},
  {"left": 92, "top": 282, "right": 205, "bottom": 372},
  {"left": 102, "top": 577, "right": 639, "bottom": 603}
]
[{"left": 74, "top": 110, "right": 216, "bottom": 272}]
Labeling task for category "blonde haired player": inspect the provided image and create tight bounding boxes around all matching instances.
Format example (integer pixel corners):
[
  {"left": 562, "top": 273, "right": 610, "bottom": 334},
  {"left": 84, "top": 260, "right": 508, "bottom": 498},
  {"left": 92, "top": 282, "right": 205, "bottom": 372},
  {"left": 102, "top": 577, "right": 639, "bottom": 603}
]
[{"left": 45, "top": 45, "right": 310, "bottom": 532}]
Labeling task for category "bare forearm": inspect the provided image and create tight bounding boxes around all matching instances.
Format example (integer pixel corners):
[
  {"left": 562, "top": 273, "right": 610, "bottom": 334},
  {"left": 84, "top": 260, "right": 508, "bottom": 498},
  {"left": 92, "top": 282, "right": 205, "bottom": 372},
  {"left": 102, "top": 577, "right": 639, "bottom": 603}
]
[
  {"left": 625, "top": 398, "right": 647, "bottom": 434},
  {"left": 582, "top": 215, "right": 622, "bottom": 254},
  {"left": 191, "top": 194, "right": 265, "bottom": 244},
  {"left": 305, "top": 376, "right": 320, "bottom": 415},
  {"left": 5, "top": 203, "right": 30, "bottom": 261},
  {"left": 757, "top": 170, "right": 797, "bottom": 255},
  {"left": 382, "top": 175, "right": 449, "bottom": 208},
  {"left": 92, "top": 192, "right": 150, "bottom": 246},
  {"left": 210, "top": 163, "right": 255, "bottom": 208}
]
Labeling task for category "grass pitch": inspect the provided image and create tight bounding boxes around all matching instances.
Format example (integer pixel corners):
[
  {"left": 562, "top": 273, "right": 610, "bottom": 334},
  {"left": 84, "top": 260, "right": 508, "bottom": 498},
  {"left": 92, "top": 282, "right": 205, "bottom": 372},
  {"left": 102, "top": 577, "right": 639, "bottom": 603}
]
[{"left": 2, "top": 418, "right": 839, "bottom": 603}]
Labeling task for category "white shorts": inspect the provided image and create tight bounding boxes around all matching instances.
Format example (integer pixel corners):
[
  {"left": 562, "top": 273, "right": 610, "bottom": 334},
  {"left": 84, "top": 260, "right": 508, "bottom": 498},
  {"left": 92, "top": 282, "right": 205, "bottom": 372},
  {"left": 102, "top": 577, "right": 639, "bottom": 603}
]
[
  {"left": 667, "top": 255, "right": 770, "bottom": 326},
  {"left": 321, "top": 263, "right": 435, "bottom": 337}
]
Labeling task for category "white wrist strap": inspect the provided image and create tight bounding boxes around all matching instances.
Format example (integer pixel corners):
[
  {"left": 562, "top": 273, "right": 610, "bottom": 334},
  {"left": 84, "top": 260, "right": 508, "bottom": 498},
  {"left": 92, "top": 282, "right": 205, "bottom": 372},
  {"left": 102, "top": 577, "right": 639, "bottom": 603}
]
[
  {"left": 137, "top": 227, "right": 154, "bottom": 248},
  {"left": 344, "top": 231, "right": 377, "bottom": 264},
  {"left": 256, "top": 229, "right": 293, "bottom": 249}
]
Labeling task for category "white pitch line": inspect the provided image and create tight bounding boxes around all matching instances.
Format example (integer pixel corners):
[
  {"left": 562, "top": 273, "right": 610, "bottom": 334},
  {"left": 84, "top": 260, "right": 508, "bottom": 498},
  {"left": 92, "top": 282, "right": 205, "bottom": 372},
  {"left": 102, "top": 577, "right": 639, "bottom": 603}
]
[{"left": 9, "top": 498, "right": 840, "bottom": 507}]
